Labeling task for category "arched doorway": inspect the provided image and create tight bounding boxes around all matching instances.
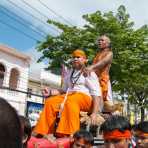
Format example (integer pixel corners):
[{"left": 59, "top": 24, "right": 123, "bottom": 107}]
[
  {"left": 9, "top": 68, "right": 20, "bottom": 89},
  {"left": 0, "top": 63, "right": 5, "bottom": 87}
]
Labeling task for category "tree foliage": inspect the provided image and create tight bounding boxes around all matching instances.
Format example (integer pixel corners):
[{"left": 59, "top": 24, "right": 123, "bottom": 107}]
[{"left": 37, "top": 5, "right": 148, "bottom": 110}]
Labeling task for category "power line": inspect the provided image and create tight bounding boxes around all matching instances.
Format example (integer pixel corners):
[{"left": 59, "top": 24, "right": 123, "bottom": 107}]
[
  {"left": 0, "top": 5, "right": 46, "bottom": 38},
  {"left": 37, "top": 0, "right": 73, "bottom": 26},
  {"left": 7, "top": 0, "right": 60, "bottom": 34},
  {"left": 0, "top": 19, "right": 39, "bottom": 41},
  {"left": 0, "top": 4, "right": 48, "bottom": 36},
  {"left": 21, "top": 0, "right": 50, "bottom": 20},
  {"left": 21, "top": 0, "right": 61, "bottom": 33},
  {"left": 21, "top": 0, "right": 60, "bottom": 33}
]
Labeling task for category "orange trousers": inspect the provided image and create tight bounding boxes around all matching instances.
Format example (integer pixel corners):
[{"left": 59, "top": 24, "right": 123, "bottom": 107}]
[{"left": 33, "top": 92, "right": 92, "bottom": 135}]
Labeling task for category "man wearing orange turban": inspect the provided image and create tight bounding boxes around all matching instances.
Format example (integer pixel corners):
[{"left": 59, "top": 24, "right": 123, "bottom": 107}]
[
  {"left": 33, "top": 49, "right": 103, "bottom": 138},
  {"left": 133, "top": 121, "right": 148, "bottom": 148},
  {"left": 100, "top": 115, "right": 132, "bottom": 148}
]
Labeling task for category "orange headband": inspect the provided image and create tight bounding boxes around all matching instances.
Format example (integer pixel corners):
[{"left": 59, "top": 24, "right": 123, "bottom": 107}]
[
  {"left": 136, "top": 130, "right": 148, "bottom": 137},
  {"left": 104, "top": 129, "right": 132, "bottom": 140},
  {"left": 72, "top": 49, "right": 87, "bottom": 59}
]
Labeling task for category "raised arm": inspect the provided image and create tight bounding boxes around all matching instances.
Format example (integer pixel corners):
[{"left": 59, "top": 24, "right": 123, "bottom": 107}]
[{"left": 89, "top": 51, "right": 113, "bottom": 71}]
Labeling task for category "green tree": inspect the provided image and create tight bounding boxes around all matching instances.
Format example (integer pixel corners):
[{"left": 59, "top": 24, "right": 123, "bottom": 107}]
[{"left": 37, "top": 5, "right": 148, "bottom": 119}]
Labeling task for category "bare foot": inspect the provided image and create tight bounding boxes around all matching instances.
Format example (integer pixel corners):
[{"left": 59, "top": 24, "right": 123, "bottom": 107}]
[{"left": 43, "top": 134, "right": 56, "bottom": 143}]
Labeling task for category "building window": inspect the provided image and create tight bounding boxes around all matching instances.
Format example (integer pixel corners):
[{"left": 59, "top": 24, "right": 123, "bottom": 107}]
[
  {"left": 0, "top": 63, "right": 5, "bottom": 87},
  {"left": 27, "top": 88, "right": 32, "bottom": 98},
  {"left": 9, "top": 68, "right": 19, "bottom": 89}
]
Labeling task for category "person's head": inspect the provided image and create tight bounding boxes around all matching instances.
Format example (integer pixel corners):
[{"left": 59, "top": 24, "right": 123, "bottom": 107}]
[
  {"left": 134, "top": 121, "right": 148, "bottom": 148},
  {"left": 19, "top": 115, "right": 32, "bottom": 148},
  {"left": 100, "top": 115, "right": 132, "bottom": 148},
  {"left": 0, "top": 97, "right": 22, "bottom": 148},
  {"left": 97, "top": 35, "right": 111, "bottom": 50},
  {"left": 71, "top": 49, "right": 87, "bottom": 69},
  {"left": 72, "top": 130, "right": 94, "bottom": 148}
]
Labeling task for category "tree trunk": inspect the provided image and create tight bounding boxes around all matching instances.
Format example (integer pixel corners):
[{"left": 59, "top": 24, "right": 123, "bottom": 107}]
[
  {"left": 127, "top": 100, "right": 130, "bottom": 120},
  {"left": 134, "top": 104, "right": 138, "bottom": 124},
  {"left": 141, "top": 107, "right": 145, "bottom": 122}
]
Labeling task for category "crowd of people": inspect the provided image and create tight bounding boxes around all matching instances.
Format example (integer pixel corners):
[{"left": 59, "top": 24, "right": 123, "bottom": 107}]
[
  {"left": 0, "top": 35, "right": 147, "bottom": 148},
  {"left": 0, "top": 96, "right": 147, "bottom": 147}
]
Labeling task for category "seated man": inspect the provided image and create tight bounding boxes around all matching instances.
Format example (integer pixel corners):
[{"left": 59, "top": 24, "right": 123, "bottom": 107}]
[
  {"left": 100, "top": 115, "right": 132, "bottom": 148},
  {"left": 134, "top": 121, "right": 148, "bottom": 148},
  {"left": 33, "top": 49, "right": 103, "bottom": 137}
]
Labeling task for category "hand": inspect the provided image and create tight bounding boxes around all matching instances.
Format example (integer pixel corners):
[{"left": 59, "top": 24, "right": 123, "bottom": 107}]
[
  {"left": 50, "top": 89, "right": 60, "bottom": 96},
  {"left": 59, "top": 102, "right": 64, "bottom": 111},
  {"left": 82, "top": 66, "right": 93, "bottom": 77},
  {"left": 90, "top": 113, "right": 97, "bottom": 125},
  {"left": 43, "top": 134, "right": 56, "bottom": 143}
]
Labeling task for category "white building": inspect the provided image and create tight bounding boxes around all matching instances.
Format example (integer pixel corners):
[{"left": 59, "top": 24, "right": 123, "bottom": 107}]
[
  {"left": 0, "top": 44, "right": 61, "bottom": 117},
  {"left": 0, "top": 44, "right": 30, "bottom": 115},
  {"left": 28, "top": 69, "right": 61, "bottom": 104}
]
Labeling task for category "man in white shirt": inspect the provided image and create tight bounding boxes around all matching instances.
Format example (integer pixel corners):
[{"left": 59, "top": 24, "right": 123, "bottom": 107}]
[{"left": 33, "top": 49, "right": 103, "bottom": 137}]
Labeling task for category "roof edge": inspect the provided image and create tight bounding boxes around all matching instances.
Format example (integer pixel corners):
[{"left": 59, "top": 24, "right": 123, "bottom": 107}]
[{"left": 0, "top": 44, "right": 31, "bottom": 62}]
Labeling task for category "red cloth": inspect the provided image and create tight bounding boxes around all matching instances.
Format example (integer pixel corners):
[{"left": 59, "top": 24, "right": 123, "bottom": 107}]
[
  {"left": 104, "top": 129, "right": 132, "bottom": 140},
  {"left": 28, "top": 136, "right": 71, "bottom": 148}
]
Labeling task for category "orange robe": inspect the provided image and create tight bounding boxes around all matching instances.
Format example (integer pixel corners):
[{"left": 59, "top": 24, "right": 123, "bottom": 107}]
[
  {"left": 33, "top": 92, "right": 92, "bottom": 135},
  {"left": 93, "top": 50, "right": 112, "bottom": 101}
]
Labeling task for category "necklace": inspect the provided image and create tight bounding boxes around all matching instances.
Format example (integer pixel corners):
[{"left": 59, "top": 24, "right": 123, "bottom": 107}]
[{"left": 70, "top": 69, "right": 82, "bottom": 88}]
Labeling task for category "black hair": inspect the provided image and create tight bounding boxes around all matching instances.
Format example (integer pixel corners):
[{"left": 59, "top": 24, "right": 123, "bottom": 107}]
[
  {"left": 73, "top": 130, "right": 94, "bottom": 145},
  {"left": 0, "top": 97, "right": 22, "bottom": 148},
  {"left": 100, "top": 115, "right": 131, "bottom": 133},
  {"left": 134, "top": 121, "right": 148, "bottom": 133},
  {"left": 19, "top": 115, "right": 32, "bottom": 148}
]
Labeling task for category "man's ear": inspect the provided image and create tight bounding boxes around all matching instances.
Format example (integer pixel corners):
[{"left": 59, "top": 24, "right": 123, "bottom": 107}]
[{"left": 22, "top": 134, "right": 28, "bottom": 144}]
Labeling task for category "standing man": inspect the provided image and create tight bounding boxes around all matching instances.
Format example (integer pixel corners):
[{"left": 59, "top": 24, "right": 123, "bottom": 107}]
[{"left": 84, "top": 35, "right": 114, "bottom": 112}]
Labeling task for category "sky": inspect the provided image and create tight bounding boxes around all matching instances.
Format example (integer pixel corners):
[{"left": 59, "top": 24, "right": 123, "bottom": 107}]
[{"left": 0, "top": 0, "right": 148, "bottom": 72}]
